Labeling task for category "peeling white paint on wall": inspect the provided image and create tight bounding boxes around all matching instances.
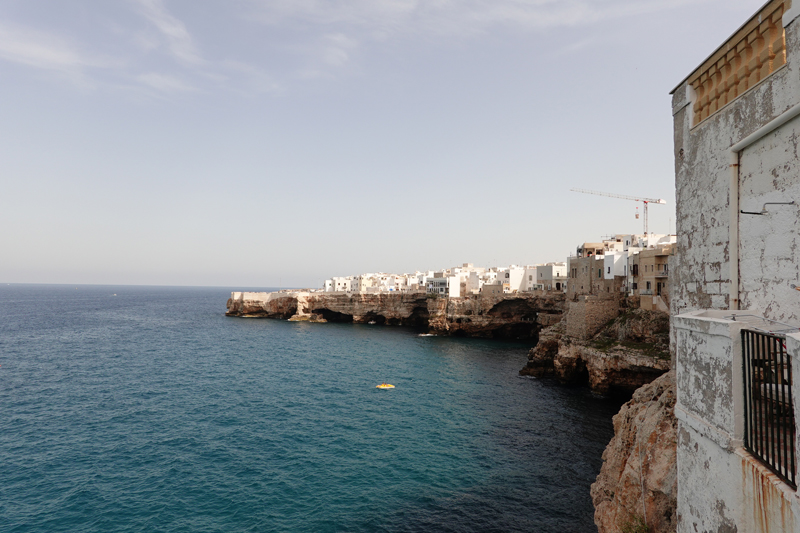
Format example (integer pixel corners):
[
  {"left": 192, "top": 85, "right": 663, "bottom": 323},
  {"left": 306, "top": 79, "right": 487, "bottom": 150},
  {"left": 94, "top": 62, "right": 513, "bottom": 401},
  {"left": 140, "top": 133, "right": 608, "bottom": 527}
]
[
  {"left": 739, "top": 114, "right": 800, "bottom": 324},
  {"left": 672, "top": 3, "right": 800, "bottom": 531}
]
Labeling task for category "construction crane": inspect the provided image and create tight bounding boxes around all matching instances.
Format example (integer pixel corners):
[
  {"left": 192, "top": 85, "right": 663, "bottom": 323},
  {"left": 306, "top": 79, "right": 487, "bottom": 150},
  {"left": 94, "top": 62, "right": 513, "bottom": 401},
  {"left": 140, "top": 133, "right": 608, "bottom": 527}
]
[{"left": 570, "top": 188, "right": 667, "bottom": 235}]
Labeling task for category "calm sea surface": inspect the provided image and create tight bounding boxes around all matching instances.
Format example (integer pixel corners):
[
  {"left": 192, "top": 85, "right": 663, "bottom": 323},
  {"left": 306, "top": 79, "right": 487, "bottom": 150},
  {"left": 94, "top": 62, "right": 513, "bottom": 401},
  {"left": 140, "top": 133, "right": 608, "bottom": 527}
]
[{"left": 1, "top": 285, "right": 619, "bottom": 533}]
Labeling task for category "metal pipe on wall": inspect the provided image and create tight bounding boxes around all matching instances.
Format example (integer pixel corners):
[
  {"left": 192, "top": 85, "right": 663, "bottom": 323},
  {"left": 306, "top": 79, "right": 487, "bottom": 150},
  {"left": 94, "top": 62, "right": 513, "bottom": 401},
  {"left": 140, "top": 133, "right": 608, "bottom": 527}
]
[{"left": 727, "top": 101, "right": 800, "bottom": 311}]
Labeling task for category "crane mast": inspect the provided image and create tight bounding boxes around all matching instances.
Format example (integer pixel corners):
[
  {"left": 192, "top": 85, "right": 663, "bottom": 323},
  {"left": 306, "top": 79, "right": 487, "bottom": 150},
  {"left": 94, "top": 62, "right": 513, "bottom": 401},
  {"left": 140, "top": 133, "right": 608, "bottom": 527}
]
[{"left": 570, "top": 188, "right": 667, "bottom": 235}]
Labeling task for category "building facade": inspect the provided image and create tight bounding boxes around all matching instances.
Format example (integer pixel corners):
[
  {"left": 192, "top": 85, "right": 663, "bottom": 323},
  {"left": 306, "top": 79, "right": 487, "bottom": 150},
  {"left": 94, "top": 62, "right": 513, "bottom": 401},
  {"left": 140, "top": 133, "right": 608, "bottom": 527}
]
[{"left": 671, "top": 1, "right": 800, "bottom": 530}]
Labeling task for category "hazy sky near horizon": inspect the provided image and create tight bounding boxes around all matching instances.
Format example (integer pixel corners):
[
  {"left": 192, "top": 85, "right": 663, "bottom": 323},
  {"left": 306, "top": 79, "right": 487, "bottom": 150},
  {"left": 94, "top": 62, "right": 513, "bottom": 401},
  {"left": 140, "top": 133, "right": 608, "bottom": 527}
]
[{"left": 1, "top": 0, "right": 763, "bottom": 287}]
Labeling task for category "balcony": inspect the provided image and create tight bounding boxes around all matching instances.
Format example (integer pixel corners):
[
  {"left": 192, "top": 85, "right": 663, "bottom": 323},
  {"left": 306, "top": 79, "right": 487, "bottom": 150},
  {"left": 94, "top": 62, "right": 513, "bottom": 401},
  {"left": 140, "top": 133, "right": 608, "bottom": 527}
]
[
  {"left": 674, "top": 310, "right": 800, "bottom": 490},
  {"left": 742, "top": 329, "right": 796, "bottom": 488}
]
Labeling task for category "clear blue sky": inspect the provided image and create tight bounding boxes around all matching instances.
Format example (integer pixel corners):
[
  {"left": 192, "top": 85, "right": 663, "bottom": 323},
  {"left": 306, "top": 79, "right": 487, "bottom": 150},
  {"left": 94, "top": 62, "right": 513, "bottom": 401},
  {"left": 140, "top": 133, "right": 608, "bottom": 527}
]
[{"left": 0, "top": 0, "right": 762, "bottom": 287}]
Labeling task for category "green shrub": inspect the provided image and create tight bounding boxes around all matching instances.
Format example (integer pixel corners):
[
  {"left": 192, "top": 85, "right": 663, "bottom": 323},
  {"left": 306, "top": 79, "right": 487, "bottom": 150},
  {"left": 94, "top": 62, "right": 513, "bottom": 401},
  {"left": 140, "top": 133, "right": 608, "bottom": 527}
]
[{"left": 621, "top": 515, "right": 650, "bottom": 533}]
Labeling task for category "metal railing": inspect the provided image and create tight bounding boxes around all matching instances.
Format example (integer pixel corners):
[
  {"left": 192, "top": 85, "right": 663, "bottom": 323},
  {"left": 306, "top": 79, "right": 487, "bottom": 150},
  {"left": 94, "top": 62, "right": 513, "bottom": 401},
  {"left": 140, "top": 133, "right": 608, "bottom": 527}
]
[{"left": 742, "top": 329, "right": 797, "bottom": 488}]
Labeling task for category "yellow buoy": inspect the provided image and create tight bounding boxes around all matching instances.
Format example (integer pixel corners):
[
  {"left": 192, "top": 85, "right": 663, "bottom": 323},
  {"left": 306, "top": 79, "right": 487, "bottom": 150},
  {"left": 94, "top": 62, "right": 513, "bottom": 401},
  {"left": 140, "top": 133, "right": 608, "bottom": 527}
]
[{"left": 376, "top": 383, "right": 395, "bottom": 389}]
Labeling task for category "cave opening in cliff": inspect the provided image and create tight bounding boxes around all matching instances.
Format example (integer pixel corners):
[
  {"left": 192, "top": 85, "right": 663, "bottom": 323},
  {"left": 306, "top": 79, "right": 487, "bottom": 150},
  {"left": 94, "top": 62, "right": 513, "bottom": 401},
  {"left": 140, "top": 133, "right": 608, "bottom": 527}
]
[
  {"left": 487, "top": 299, "right": 538, "bottom": 322},
  {"left": 405, "top": 306, "right": 430, "bottom": 327},
  {"left": 361, "top": 312, "right": 386, "bottom": 325},
  {"left": 491, "top": 324, "right": 539, "bottom": 341},
  {"left": 313, "top": 309, "right": 354, "bottom": 323}
]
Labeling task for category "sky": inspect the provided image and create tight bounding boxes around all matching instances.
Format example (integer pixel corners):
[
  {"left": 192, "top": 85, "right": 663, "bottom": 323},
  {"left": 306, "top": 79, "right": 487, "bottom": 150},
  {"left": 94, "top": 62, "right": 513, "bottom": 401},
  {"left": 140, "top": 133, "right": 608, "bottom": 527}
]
[{"left": 0, "top": 0, "right": 766, "bottom": 288}]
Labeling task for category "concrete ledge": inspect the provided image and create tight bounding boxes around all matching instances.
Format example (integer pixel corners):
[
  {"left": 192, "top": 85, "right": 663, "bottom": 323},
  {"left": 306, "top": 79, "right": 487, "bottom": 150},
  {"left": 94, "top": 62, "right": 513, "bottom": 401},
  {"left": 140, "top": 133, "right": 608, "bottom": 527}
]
[
  {"left": 676, "top": 403, "right": 739, "bottom": 451},
  {"left": 784, "top": 3, "right": 800, "bottom": 26},
  {"left": 673, "top": 309, "right": 762, "bottom": 337}
]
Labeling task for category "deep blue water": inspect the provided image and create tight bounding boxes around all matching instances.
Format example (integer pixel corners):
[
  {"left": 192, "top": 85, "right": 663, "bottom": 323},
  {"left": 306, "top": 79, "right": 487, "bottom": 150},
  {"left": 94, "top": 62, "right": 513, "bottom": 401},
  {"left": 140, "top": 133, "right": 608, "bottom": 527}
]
[{"left": 0, "top": 285, "right": 619, "bottom": 533}]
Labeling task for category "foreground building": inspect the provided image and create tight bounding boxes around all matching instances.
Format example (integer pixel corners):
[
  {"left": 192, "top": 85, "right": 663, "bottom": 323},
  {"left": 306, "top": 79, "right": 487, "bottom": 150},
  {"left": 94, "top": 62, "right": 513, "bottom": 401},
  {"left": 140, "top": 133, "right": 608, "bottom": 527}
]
[{"left": 671, "top": 0, "right": 800, "bottom": 530}]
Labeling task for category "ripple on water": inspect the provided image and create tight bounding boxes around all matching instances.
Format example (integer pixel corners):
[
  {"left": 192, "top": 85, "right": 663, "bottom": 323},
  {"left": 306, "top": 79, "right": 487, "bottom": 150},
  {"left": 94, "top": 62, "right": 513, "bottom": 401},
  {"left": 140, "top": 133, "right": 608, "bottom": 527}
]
[{"left": 0, "top": 285, "right": 618, "bottom": 533}]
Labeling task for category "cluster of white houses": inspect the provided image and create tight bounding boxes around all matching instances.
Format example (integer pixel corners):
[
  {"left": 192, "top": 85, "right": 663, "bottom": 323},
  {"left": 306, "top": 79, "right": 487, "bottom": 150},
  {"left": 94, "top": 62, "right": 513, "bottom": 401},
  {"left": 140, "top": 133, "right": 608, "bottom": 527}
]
[
  {"left": 324, "top": 262, "right": 569, "bottom": 298},
  {"left": 323, "top": 232, "right": 676, "bottom": 308}
]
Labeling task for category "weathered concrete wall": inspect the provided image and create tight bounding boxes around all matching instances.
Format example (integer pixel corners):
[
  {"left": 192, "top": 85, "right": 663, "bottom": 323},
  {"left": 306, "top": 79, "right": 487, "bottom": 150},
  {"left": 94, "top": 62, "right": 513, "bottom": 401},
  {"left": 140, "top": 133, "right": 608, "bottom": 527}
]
[
  {"left": 674, "top": 310, "right": 800, "bottom": 532},
  {"left": 671, "top": 5, "right": 800, "bottom": 319},
  {"left": 672, "top": 6, "right": 800, "bottom": 531},
  {"left": 739, "top": 114, "right": 800, "bottom": 324}
]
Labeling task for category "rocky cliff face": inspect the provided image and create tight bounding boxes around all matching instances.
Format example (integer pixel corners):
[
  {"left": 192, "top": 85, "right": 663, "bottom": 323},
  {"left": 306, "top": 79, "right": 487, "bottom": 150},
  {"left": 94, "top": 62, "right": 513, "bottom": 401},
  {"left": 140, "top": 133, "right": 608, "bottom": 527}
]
[
  {"left": 225, "top": 291, "right": 298, "bottom": 318},
  {"left": 426, "top": 293, "right": 565, "bottom": 340},
  {"left": 226, "top": 291, "right": 567, "bottom": 340},
  {"left": 591, "top": 371, "right": 677, "bottom": 533},
  {"left": 520, "top": 309, "right": 670, "bottom": 396}
]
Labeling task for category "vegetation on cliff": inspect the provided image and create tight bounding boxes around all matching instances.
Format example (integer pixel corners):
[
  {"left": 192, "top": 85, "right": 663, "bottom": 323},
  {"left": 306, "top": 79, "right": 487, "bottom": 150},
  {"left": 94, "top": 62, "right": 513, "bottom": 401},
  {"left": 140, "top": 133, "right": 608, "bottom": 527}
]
[{"left": 520, "top": 309, "right": 670, "bottom": 396}]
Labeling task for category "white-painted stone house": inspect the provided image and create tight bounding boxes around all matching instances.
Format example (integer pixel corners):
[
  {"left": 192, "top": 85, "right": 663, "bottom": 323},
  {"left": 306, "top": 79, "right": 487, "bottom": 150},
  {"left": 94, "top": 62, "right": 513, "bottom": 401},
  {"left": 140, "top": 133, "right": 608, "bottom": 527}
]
[
  {"left": 537, "top": 262, "right": 567, "bottom": 291},
  {"left": 671, "top": 0, "right": 800, "bottom": 530}
]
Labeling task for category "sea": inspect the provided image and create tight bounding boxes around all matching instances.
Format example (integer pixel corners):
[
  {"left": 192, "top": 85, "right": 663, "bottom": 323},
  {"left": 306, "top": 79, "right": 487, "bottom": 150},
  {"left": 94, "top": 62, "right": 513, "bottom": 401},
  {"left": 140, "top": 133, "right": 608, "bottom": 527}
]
[{"left": 1, "top": 284, "right": 621, "bottom": 533}]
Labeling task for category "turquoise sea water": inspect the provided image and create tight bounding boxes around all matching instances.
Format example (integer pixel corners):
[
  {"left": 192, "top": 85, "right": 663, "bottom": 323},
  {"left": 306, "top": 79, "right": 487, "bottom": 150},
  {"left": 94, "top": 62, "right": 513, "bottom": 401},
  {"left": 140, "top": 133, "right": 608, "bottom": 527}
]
[{"left": 1, "top": 285, "right": 619, "bottom": 532}]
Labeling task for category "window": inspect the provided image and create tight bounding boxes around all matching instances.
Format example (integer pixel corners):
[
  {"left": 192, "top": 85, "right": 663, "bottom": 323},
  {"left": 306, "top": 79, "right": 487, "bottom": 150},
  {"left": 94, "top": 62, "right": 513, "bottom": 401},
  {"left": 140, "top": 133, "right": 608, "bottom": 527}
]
[
  {"left": 598, "top": 269, "right": 602, "bottom": 278},
  {"left": 646, "top": 281, "right": 651, "bottom": 290},
  {"left": 742, "top": 329, "right": 796, "bottom": 488}
]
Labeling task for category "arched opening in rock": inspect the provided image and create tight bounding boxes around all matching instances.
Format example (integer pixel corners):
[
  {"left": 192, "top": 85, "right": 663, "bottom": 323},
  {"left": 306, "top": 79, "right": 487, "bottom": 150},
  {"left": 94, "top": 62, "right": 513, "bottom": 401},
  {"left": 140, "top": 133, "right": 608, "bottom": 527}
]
[
  {"left": 487, "top": 299, "right": 538, "bottom": 322},
  {"left": 491, "top": 323, "right": 540, "bottom": 341},
  {"left": 405, "top": 306, "right": 430, "bottom": 327},
  {"left": 362, "top": 312, "right": 386, "bottom": 325},
  {"left": 312, "top": 308, "right": 354, "bottom": 323}
]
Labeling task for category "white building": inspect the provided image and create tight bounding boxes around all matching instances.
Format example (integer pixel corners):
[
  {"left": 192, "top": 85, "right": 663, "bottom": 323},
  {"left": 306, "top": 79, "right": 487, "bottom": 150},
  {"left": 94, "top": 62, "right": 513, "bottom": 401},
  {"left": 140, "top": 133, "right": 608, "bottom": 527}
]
[
  {"left": 495, "top": 265, "right": 526, "bottom": 293},
  {"left": 671, "top": 2, "right": 800, "bottom": 531},
  {"left": 537, "top": 262, "right": 568, "bottom": 291},
  {"left": 324, "top": 276, "right": 352, "bottom": 292},
  {"left": 603, "top": 253, "right": 626, "bottom": 280},
  {"left": 426, "top": 274, "right": 461, "bottom": 298},
  {"left": 523, "top": 266, "right": 540, "bottom": 291}
]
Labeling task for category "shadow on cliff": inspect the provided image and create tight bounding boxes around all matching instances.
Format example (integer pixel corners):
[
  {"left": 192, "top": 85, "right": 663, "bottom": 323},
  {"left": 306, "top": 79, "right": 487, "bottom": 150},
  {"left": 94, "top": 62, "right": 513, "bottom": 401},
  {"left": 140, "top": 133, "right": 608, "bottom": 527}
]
[{"left": 521, "top": 309, "right": 671, "bottom": 399}]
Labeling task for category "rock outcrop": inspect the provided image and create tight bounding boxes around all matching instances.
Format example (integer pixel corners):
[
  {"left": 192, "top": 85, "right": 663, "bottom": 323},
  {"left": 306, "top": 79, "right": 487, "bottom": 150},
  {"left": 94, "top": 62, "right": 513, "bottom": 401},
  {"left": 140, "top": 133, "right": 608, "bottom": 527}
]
[
  {"left": 520, "top": 309, "right": 670, "bottom": 396},
  {"left": 591, "top": 371, "right": 677, "bottom": 533},
  {"left": 225, "top": 291, "right": 299, "bottom": 318},
  {"left": 226, "top": 290, "right": 567, "bottom": 340},
  {"left": 427, "top": 293, "right": 564, "bottom": 339}
]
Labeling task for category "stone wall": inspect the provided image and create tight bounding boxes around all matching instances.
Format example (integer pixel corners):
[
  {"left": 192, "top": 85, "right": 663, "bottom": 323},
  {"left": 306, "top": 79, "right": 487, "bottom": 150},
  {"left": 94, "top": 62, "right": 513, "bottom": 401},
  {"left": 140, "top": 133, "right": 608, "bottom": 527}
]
[{"left": 566, "top": 295, "right": 620, "bottom": 341}]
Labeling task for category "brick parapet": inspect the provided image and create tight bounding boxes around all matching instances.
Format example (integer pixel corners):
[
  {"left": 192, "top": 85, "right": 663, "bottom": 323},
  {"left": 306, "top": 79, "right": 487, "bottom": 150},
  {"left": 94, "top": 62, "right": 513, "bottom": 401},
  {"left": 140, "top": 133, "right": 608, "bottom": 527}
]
[{"left": 687, "top": 0, "right": 788, "bottom": 126}]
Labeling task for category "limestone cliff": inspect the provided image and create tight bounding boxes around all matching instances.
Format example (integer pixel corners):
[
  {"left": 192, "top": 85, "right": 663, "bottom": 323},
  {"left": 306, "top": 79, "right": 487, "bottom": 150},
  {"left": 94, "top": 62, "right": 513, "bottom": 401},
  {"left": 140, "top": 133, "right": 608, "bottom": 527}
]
[
  {"left": 520, "top": 309, "right": 670, "bottom": 396},
  {"left": 591, "top": 371, "right": 677, "bottom": 533},
  {"left": 226, "top": 291, "right": 567, "bottom": 340},
  {"left": 225, "top": 291, "right": 298, "bottom": 318}
]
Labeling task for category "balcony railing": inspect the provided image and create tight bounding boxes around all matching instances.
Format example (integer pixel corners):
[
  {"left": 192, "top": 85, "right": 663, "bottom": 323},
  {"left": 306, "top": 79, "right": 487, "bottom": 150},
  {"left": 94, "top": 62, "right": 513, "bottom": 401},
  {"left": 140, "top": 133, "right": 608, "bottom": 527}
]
[{"left": 742, "top": 329, "right": 797, "bottom": 488}]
